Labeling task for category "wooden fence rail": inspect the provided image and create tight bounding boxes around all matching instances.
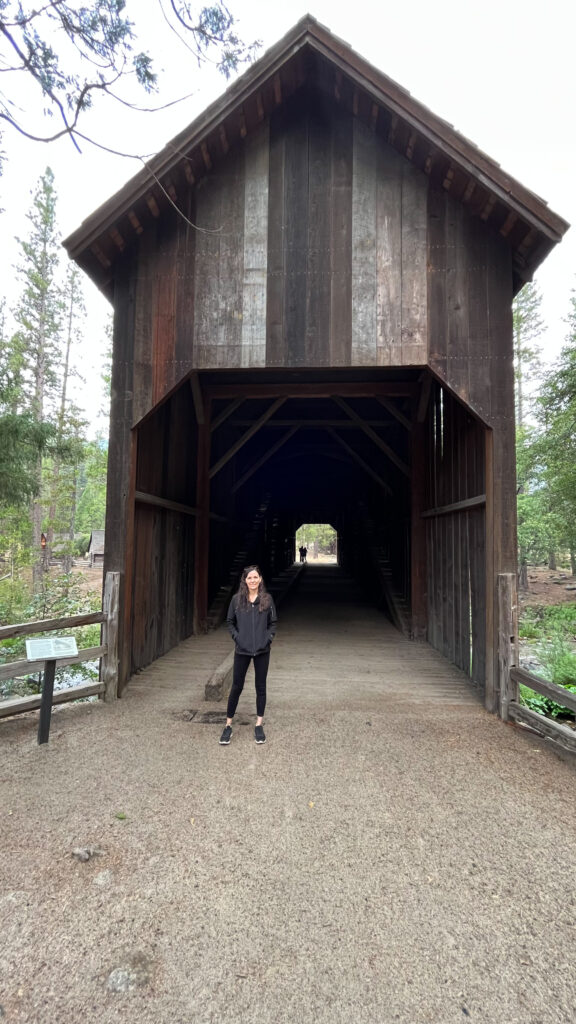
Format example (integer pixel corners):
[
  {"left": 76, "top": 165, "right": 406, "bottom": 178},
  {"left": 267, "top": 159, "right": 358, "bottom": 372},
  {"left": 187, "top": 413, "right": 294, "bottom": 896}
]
[
  {"left": 498, "top": 571, "right": 576, "bottom": 755},
  {"left": 0, "top": 572, "right": 120, "bottom": 735},
  {"left": 507, "top": 665, "right": 576, "bottom": 756}
]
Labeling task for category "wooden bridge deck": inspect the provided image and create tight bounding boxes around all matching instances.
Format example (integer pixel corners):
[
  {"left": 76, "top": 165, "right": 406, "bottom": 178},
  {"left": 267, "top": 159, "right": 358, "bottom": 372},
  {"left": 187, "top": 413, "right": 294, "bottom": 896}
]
[{"left": 130, "top": 564, "right": 481, "bottom": 715}]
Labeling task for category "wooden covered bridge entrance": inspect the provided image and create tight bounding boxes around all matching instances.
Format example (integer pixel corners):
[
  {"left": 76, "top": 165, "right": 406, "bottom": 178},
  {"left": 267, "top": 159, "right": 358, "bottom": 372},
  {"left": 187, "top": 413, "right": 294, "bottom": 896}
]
[{"left": 64, "top": 17, "right": 567, "bottom": 714}]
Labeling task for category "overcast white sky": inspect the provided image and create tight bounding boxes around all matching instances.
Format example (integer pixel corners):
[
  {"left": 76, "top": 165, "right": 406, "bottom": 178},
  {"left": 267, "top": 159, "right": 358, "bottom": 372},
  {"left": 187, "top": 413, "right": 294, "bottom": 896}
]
[{"left": 1, "top": 0, "right": 574, "bottom": 429}]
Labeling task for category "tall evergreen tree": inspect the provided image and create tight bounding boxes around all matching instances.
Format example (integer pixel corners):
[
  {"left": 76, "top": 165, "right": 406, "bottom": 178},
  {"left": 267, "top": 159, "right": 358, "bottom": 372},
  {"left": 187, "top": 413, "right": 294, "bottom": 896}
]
[
  {"left": 11, "top": 167, "right": 63, "bottom": 588},
  {"left": 536, "top": 291, "right": 576, "bottom": 573},
  {"left": 45, "top": 265, "right": 88, "bottom": 576},
  {"left": 513, "top": 281, "right": 544, "bottom": 427}
]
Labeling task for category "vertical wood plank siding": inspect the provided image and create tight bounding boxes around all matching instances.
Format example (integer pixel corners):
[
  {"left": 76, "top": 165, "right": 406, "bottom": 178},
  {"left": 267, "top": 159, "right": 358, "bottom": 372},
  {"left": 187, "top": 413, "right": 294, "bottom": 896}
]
[
  {"left": 425, "top": 385, "right": 486, "bottom": 688},
  {"left": 351, "top": 120, "right": 378, "bottom": 363},
  {"left": 193, "top": 148, "right": 245, "bottom": 368},
  {"left": 242, "top": 123, "right": 269, "bottom": 366},
  {"left": 330, "top": 110, "right": 353, "bottom": 365},
  {"left": 131, "top": 393, "right": 197, "bottom": 673},
  {"left": 128, "top": 96, "right": 436, "bottom": 406},
  {"left": 427, "top": 188, "right": 515, "bottom": 704}
]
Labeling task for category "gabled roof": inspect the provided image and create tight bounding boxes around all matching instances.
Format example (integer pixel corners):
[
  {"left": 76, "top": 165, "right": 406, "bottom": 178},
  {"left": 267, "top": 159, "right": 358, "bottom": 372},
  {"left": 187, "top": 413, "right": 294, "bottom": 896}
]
[
  {"left": 88, "top": 530, "right": 105, "bottom": 554},
  {"left": 64, "top": 15, "right": 569, "bottom": 298}
]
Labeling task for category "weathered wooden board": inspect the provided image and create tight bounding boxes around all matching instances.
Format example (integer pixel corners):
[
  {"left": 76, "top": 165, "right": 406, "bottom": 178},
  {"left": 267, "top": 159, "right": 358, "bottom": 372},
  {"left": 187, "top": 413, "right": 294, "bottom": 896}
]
[
  {"left": 351, "top": 119, "right": 377, "bottom": 364},
  {"left": 242, "top": 122, "right": 269, "bottom": 367},
  {"left": 376, "top": 141, "right": 402, "bottom": 365},
  {"left": 283, "top": 107, "right": 309, "bottom": 367},
  {"left": 266, "top": 113, "right": 285, "bottom": 365},
  {"left": 330, "top": 109, "right": 353, "bottom": 365},
  {"left": 307, "top": 103, "right": 332, "bottom": 366},
  {"left": 193, "top": 150, "right": 245, "bottom": 368},
  {"left": 174, "top": 187, "right": 197, "bottom": 379},
  {"left": 132, "top": 230, "right": 155, "bottom": 424},
  {"left": 400, "top": 160, "right": 428, "bottom": 365}
]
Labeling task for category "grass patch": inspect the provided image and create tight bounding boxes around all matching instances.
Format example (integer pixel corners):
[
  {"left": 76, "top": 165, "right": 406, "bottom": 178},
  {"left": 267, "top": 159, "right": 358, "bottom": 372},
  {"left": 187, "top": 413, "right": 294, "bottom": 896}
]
[{"left": 519, "top": 605, "right": 576, "bottom": 718}]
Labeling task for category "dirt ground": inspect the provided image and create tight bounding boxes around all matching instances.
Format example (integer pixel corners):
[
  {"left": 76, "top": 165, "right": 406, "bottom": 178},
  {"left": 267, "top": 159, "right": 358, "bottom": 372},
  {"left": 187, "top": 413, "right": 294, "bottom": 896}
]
[
  {"left": 520, "top": 565, "right": 576, "bottom": 609},
  {"left": 2, "top": 568, "right": 576, "bottom": 1024}
]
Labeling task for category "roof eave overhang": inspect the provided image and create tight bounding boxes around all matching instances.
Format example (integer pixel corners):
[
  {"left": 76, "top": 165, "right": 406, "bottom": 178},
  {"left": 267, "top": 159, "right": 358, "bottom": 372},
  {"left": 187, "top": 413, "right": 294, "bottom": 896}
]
[{"left": 63, "top": 15, "right": 569, "bottom": 298}]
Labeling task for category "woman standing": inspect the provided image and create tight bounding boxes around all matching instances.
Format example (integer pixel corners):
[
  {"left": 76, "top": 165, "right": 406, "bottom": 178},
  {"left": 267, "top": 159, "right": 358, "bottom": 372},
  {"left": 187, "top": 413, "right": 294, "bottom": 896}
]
[{"left": 219, "top": 565, "right": 277, "bottom": 745}]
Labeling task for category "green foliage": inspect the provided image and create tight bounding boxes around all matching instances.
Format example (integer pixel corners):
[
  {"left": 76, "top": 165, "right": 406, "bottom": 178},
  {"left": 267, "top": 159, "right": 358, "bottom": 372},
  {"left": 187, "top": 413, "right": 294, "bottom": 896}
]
[
  {"left": 296, "top": 523, "right": 337, "bottom": 555},
  {"left": 512, "top": 282, "right": 543, "bottom": 426},
  {"left": 518, "top": 603, "right": 576, "bottom": 642},
  {"left": 520, "top": 682, "right": 576, "bottom": 719},
  {"left": 0, "top": 572, "right": 102, "bottom": 698},
  {"left": 516, "top": 290, "right": 576, "bottom": 571},
  {"left": 519, "top": 602, "right": 576, "bottom": 719},
  {"left": 0, "top": 1, "right": 259, "bottom": 148},
  {"left": 539, "top": 634, "right": 576, "bottom": 687},
  {"left": 75, "top": 440, "right": 108, "bottom": 532}
]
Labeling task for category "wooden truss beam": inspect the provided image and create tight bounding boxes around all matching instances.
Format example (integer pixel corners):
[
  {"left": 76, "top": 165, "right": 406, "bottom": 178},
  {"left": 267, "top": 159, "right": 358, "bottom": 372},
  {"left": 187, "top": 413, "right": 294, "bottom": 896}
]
[
  {"left": 332, "top": 397, "right": 410, "bottom": 478},
  {"left": 416, "top": 374, "right": 432, "bottom": 423},
  {"left": 206, "top": 382, "right": 417, "bottom": 399},
  {"left": 211, "top": 397, "right": 245, "bottom": 432},
  {"left": 326, "top": 428, "right": 393, "bottom": 496},
  {"left": 189, "top": 373, "right": 204, "bottom": 424},
  {"left": 375, "top": 397, "right": 411, "bottom": 431},
  {"left": 231, "top": 427, "right": 299, "bottom": 494},
  {"left": 134, "top": 490, "right": 227, "bottom": 522},
  {"left": 421, "top": 494, "right": 486, "bottom": 518},
  {"left": 209, "top": 398, "right": 286, "bottom": 479},
  {"left": 227, "top": 419, "right": 396, "bottom": 428}
]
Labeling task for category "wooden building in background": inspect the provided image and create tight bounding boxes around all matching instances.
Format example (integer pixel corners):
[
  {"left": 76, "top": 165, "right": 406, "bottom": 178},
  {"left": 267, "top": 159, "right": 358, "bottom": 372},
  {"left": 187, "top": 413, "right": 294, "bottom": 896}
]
[{"left": 64, "top": 17, "right": 568, "bottom": 711}]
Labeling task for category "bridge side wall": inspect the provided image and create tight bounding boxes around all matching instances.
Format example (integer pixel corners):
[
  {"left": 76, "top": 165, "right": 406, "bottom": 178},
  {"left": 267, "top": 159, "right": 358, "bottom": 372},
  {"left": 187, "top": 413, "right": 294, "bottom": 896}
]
[{"left": 427, "top": 190, "right": 516, "bottom": 708}]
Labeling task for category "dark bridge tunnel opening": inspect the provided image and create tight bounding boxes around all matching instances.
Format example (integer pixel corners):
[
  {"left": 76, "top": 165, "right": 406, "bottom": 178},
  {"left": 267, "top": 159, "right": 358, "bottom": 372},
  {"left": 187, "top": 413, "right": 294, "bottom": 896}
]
[
  {"left": 204, "top": 390, "right": 412, "bottom": 631},
  {"left": 131, "top": 368, "right": 487, "bottom": 695}
]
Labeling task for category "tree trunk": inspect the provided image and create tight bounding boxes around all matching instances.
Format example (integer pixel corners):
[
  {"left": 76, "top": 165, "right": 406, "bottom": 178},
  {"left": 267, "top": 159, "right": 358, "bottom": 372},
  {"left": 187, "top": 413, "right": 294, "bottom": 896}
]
[
  {"left": 518, "top": 555, "right": 529, "bottom": 592},
  {"left": 548, "top": 550, "right": 557, "bottom": 571},
  {"left": 571, "top": 549, "right": 576, "bottom": 576}
]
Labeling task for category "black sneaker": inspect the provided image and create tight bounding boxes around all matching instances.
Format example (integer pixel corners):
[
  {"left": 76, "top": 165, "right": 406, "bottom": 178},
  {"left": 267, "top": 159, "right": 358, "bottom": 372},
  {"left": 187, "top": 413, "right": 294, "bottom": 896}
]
[
  {"left": 254, "top": 725, "right": 266, "bottom": 744},
  {"left": 219, "top": 725, "right": 232, "bottom": 745}
]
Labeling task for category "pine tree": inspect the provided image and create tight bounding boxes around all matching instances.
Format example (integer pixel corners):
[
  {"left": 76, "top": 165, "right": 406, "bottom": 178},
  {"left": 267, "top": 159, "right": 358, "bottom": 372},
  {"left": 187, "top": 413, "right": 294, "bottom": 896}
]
[
  {"left": 12, "top": 167, "right": 63, "bottom": 589},
  {"left": 513, "top": 282, "right": 544, "bottom": 427},
  {"left": 45, "top": 265, "right": 88, "bottom": 577}
]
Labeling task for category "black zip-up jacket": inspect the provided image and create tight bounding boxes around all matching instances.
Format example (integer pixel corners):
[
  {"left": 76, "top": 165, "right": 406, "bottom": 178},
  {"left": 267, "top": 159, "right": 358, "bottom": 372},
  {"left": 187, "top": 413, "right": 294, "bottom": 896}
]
[{"left": 226, "top": 593, "right": 277, "bottom": 656}]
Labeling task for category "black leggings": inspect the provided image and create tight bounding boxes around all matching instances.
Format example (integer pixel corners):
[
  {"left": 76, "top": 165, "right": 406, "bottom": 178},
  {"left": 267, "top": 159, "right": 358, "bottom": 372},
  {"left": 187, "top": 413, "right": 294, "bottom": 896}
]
[{"left": 227, "top": 650, "right": 270, "bottom": 719}]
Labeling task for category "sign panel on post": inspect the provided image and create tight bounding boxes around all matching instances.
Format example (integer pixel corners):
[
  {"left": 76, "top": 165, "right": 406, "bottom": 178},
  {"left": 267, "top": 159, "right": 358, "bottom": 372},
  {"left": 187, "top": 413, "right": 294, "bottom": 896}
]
[{"left": 25, "top": 636, "right": 78, "bottom": 661}]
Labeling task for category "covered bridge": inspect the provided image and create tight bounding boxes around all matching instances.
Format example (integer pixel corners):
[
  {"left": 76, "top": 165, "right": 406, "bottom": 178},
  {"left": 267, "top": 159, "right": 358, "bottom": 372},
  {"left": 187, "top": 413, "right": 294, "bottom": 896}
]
[{"left": 64, "top": 16, "right": 568, "bottom": 711}]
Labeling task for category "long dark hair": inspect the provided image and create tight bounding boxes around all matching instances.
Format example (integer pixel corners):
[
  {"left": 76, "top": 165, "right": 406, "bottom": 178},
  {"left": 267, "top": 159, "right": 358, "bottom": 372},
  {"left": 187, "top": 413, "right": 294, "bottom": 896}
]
[{"left": 237, "top": 565, "right": 272, "bottom": 611}]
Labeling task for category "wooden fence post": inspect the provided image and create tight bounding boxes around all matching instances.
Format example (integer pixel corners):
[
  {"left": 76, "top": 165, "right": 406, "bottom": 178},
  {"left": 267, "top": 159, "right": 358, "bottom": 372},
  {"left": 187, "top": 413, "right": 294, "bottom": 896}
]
[
  {"left": 101, "top": 571, "right": 120, "bottom": 701},
  {"left": 498, "top": 572, "right": 518, "bottom": 720}
]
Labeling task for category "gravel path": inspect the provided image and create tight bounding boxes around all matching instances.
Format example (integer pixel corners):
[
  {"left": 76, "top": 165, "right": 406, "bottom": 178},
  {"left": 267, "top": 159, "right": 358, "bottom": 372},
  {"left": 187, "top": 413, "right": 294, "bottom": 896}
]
[{"left": 1, "top": 568, "right": 576, "bottom": 1024}]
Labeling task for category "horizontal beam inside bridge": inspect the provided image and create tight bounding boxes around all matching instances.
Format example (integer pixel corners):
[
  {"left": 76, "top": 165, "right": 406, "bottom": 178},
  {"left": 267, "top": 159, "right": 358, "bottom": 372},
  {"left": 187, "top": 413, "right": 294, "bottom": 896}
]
[{"left": 205, "top": 382, "right": 417, "bottom": 399}]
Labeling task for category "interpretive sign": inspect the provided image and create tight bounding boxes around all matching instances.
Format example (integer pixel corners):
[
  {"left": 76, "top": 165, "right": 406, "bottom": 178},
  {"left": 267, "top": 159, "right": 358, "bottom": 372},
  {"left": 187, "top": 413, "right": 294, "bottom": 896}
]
[{"left": 25, "top": 636, "right": 78, "bottom": 661}]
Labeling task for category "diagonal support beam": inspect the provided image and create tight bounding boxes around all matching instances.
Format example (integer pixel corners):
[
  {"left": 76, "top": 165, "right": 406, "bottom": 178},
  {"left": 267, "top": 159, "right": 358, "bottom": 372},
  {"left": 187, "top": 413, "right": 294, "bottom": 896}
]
[
  {"left": 209, "top": 398, "right": 286, "bottom": 479},
  {"left": 189, "top": 373, "right": 204, "bottom": 425},
  {"left": 416, "top": 374, "right": 433, "bottom": 423},
  {"left": 376, "top": 396, "right": 412, "bottom": 432},
  {"left": 326, "top": 428, "right": 393, "bottom": 496},
  {"left": 331, "top": 397, "right": 410, "bottom": 478},
  {"left": 231, "top": 427, "right": 299, "bottom": 494},
  {"left": 211, "top": 397, "right": 245, "bottom": 433}
]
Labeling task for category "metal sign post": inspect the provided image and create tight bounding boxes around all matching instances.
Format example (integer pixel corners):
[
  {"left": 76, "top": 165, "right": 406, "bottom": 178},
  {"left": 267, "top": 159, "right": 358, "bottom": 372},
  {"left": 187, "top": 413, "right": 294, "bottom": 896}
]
[{"left": 25, "top": 637, "right": 78, "bottom": 745}]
